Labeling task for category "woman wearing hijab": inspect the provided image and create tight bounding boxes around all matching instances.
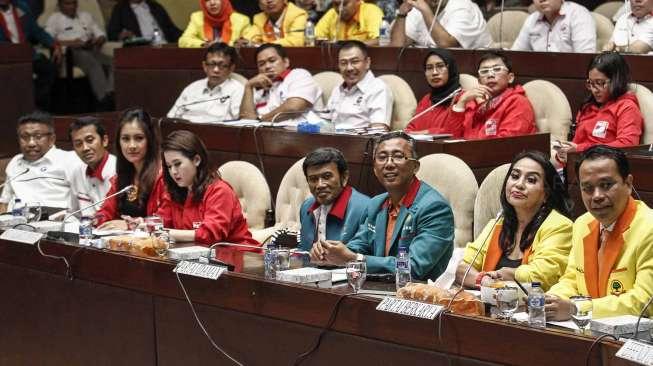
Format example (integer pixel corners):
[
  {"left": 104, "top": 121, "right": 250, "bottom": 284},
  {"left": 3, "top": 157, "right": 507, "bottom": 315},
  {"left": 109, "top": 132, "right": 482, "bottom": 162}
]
[
  {"left": 178, "top": 0, "right": 250, "bottom": 47},
  {"left": 405, "top": 49, "right": 463, "bottom": 135}
]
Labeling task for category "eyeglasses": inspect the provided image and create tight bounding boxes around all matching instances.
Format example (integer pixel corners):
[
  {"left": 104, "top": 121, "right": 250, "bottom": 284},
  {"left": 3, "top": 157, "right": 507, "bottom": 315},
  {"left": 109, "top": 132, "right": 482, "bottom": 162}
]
[
  {"left": 478, "top": 65, "right": 509, "bottom": 77},
  {"left": 338, "top": 58, "right": 364, "bottom": 68},
  {"left": 204, "top": 61, "right": 231, "bottom": 70},
  {"left": 425, "top": 63, "right": 448, "bottom": 73},
  {"left": 585, "top": 79, "right": 611, "bottom": 90},
  {"left": 19, "top": 132, "right": 52, "bottom": 142},
  {"left": 374, "top": 152, "right": 415, "bottom": 165}
]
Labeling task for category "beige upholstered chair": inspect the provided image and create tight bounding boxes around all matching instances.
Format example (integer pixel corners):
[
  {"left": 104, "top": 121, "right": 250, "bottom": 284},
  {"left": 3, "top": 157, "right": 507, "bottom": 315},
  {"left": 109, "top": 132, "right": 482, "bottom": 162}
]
[
  {"left": 594, "top": 1, "right": 624, "bottom": 20},
  {"left": 378, "top": 74, "right": 417, "bottom": 131},
  {"left": 473, "top": 164, "right": 510, "bottom": 238},
  {"left": 218, "top": 161, "right": 272, "bottom": 232},
  {"left": 313, "top": 71, "right": 343, "bottom": 106},
  {"left": 629, "top": 83, "right": 653, "bottom": 144},
  {"left": 592, "top": 12, "right": 615, "bottom": 51},
  {"left": 459, "top": 73, "right": 479, "bottom": 91},
  {"left": 157, "top": 0, "right": 199, "bottom": 30},
  {"left": 486, "top": 11, "right": 529, "bottom": 49},
  {"left": 416, "top": 154, "right": 478, "bottom": 248},
  {"left": 230, "top": 72, "right": 248, "bottom": 85}
]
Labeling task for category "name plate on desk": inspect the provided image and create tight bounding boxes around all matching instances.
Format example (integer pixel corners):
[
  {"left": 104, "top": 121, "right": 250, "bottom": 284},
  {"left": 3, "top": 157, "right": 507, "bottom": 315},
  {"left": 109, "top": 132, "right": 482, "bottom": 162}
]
[
  {"left": 376, "top": 297, "right": 443, "bottom": 320},
  {"left": 0, "top": 229, "right": 44, "bottom": 245},
  {"left": 616, "top": 339, "right": 653, "bottom": 366},
  {"left": 173, "top": 260, "right": 226, "bottom": 280}
]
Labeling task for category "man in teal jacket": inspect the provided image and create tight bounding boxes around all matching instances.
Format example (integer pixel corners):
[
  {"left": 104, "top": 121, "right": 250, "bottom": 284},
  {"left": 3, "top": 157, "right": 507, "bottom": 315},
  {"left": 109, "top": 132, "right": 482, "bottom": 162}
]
[
  {"left": 310, "top": 132, "right": 454, "bottom": 280},
  {"left": 299, "top": 147, "right": 370, "bottom": 251}
]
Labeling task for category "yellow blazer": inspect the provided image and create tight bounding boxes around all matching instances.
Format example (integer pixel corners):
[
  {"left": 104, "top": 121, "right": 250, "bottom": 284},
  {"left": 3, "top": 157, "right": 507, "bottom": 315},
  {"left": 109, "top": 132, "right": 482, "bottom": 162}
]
[
  {"left": 178, "top": 11, "right": 250, "bottom": 47},
  {"left": 315, "top": 2, "right": 382, "bottom": 42},
  {"left": 462, "top": 209, "right": 573, "bottom": 291},
  {"left": 548, "top": 199, "right": 653, "bottom": 318},
  {"left": 242, "top": 2, "right": 307, "bottom": 46}
]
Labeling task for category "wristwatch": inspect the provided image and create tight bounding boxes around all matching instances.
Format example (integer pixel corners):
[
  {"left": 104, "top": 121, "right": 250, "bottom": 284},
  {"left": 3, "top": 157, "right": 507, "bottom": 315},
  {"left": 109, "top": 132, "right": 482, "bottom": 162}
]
[
  {"left": 355, "top": 253, "right": 365, "bottom": 262},
  {"left": 396, "top": 12, "right": 407, "bottom": 18}
]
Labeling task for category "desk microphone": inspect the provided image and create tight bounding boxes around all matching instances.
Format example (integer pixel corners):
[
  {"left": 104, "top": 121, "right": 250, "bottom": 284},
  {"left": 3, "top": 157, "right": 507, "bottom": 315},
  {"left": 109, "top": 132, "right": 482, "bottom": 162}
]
[
  {"left": 173, "top": 96, "right": 230, "bottom": 118},
  {"left": 269, "top": 108, "right": 331, "bottom": 124},
  {"left": 402, "top": 87, "right": 462, "bottom": 130},
  {"left": 0, "top": 167, "right": 30, "bottom": 190},
  {"left": 633, "top": 294, "right": 653, "bottom": 340},
  {"left": 459, "top": 208, "right": 504, "bottom": 289}
]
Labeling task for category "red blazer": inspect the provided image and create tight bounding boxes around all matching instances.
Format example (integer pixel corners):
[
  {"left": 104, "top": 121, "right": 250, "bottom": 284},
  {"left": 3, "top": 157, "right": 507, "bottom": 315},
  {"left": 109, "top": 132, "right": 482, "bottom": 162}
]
[
  {"left": 156, "top": 179, "right": 260, "bottom": 247},
  {"left": 449, "top": 85, "right": 537, "bottom": 140},
  {"left": 405, "top": 92, "right": 463, "bottom": 137},
  {"left": 95, "top": 173, "right": 165, "bottom": 225},
  {"left": 572, "top": 92, "right": 643, "bottom": 152}
]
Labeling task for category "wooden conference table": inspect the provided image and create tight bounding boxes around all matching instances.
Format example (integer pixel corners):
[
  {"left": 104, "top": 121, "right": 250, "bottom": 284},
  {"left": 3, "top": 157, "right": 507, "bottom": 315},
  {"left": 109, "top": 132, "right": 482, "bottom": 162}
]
[{"left": 0, "top": 236, "right": 636, "bottom": 366}]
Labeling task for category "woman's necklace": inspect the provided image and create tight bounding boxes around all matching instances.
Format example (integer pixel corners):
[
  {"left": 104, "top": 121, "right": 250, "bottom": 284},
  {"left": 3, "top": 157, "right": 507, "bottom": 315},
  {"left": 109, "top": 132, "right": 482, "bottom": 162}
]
[{"left": 127, "top": 185, "right": 139, "bottom": 202}]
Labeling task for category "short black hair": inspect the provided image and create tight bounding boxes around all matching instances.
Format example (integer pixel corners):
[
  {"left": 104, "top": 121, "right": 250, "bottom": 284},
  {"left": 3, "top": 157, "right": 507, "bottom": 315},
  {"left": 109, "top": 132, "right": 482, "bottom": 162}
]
[
  {"left": 477, "top": 50, "right": 513, "bottom": 72},
  {"left": 255, "top": 43, "right": 287, "bottom": 61},
  {"left": 373, "top": 131, "right": 418, "bottom": 159},
  {"left": 68, "top": 116, "right": 107, "bottom": 141},
  {"left": 586, "top": 51, "right": 630, "bottom": 103},
  {"left": 338, "top": 40, "right": 368, "bottom": 58},
  {"left": 575, "top": 145, "right": 630, "bottom": 180},
  {"left": 17, "top": 110, "right": 54, "bottom": 133},
  {"left": 205, "top": 42, "right": 238, "bottom": 66},
  {"left": 303, "top": 147, "right": 348, "bottom": 177}
]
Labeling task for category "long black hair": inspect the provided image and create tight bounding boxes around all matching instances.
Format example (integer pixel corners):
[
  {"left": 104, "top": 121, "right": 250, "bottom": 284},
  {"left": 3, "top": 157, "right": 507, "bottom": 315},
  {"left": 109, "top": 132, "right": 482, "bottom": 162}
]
[
  {"left": 499, "top": 150, "right": 571, "bottom": 253},
  {"left": 115, "top": 108, "right": 160, "bottom": 212}
]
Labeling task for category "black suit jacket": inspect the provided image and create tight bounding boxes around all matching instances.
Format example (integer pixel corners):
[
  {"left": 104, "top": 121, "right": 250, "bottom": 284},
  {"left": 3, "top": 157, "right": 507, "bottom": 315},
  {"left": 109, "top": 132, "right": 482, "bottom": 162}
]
[{"left": 107, "top": 0, "right": 181, "bottom": 42}]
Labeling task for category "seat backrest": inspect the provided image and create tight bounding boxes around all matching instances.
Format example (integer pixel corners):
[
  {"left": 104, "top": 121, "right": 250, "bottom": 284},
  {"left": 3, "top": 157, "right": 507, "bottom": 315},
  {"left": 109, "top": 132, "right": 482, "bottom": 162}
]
[
  {"left": 275, "top": 158, "right": 312, "bottom": 230},
  {"left": 230, "top": 72, "right": 247, "bottom": 85},
  {"left": 486, "top": 11, "right": 529, "bottom": 49},
  {"left": 378, "top": 74, "right": 417, "bottom": 131},
  {"left": 218, "top": 161, "right": 272, "bottom": 230},
  {"left": 523, "top": 79, "right": 572, "bottom": 146},
  {"left": 156, "top": 0, "right": 199, "bottom": 30},
  {"left": 312, "top": 71, "right": 343, "bottom": 106},
  {"left": 592, "top": 12, "right": 615, "bottom": 51},
  {"left": 39, "top": 0, "right": 106, "bottom": 28},
  {"left": 416, "top": 154, "right": 478, "bottom": 248},
  {"left": 629, "top": 83, "right": 653, "bottom": 144},
  {"left": 594, "top": 1, "right": 624, "bottom": 20},
  {"left": 473, "top": 163, "right": 510, "bottom": 238},
  {"left": 459, "top": 73, "right": 479, "bottom": 91}
]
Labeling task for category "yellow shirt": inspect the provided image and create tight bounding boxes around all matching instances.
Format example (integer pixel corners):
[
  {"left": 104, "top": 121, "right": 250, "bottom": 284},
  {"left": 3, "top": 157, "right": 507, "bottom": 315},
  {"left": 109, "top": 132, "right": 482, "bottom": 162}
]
[
  {"left": 242, "top": 2, "right": 307, "bottom": 46},
  {"left": 314, "top": 2, "right": 383, "bottom": 42},
  {"left": 178, "top": 11, "right": 250, "bottom": 47},
  {"left": 548, "top": 199, "right": 653, "bottom": 318},
  {"left": 462, "top": 209, "right": 573, "bottom": 291}
]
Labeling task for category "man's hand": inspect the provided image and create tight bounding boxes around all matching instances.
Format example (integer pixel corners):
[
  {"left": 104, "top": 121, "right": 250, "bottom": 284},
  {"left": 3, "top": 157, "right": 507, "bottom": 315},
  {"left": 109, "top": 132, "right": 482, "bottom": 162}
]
[
  {"left": 321, "top": 240, "right": 357, "bottom": 266},
  {"left": 602, "top": 41, "right": 616, "bottom": 52},
  {"left": 246, "top": 74, "right": 273, "bottom": 90},
  {"left": 309, "top": 240, "right": 328, "bottom": 263},
  {"left": 96, "top": 219, "right": 128, "bottom": 230},
  {"left": 397, "top": 1, "right": 413, "bottom": 16},
  {"left": 407, "top": 0, "right": 433, "bottom": 16},
  {"left": 93, "top": 36, "right": 106, "bottom": 48},
  {"left": 544, "top": 294, "right": 573, "bottom": 321},
  {"left": 457, "top": 85, "right": 493, "bottom": 107},
  {"left": 51, "top": 45, "right": 63, "bottom": 64},
  {"left": 118, "top": 29, "right": 135, "bottom": 41},
  {"left": 494, "top": 267, "right": 516, "bottom": 281}
]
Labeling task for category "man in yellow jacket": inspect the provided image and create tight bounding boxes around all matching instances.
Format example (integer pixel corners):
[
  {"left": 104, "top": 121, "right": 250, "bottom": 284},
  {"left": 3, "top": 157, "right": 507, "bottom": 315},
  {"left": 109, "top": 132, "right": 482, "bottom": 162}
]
[
  {"left": 242, "top": 0, "right": 307, "bottom": 46},
  {"left": 315, "top": 0, "right": 383, "bottom": 45},
  {"left": 546, "top": 145, "right": 653, "bottom": 319}
]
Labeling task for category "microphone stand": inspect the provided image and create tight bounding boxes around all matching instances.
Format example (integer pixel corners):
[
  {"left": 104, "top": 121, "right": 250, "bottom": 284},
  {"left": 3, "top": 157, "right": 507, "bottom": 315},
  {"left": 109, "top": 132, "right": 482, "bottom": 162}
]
[
  {"left": 173, "top": 96, "right": 228, "bottom": 118},
  {"left": 0, "top": 167, "right": 30, "bottom": 190}
]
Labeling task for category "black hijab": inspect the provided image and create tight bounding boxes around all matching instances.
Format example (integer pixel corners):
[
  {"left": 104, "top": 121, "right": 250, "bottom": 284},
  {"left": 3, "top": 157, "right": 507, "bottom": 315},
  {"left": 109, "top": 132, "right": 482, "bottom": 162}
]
[{"left": 424, "top": 49, "right": 461, "bottom": 105}]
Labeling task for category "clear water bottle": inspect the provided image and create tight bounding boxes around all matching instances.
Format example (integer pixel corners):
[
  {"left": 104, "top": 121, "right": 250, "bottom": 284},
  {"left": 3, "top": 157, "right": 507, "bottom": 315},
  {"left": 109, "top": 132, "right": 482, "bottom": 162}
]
[
  {"left": 152, "top": 28, "right": 164, "bottom": 47},
  {"left": 305, "top": 20, "right": 315, "bottom": 46},
  {"left": 264, "top": 242, "right": 278, "bottom": 280},
  {"left": 379, "top": 20, "right": 391, "bottom": 46},
  {"left": 395, "top": 246, "right": 411, "bottom": 291},
  {"left": 528, "top": 282, "right": 546, "bottom": 328},
  {"left": 79, "top": 216, "right": 93, "bottom": 244},
  {"left": 12, "top": 198, "right": 24, "bottom": 216}
]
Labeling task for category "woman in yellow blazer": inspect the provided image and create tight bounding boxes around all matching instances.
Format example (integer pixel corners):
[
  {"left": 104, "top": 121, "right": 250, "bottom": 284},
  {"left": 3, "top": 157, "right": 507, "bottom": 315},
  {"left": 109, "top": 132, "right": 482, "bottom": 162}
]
[
  {"left": 179, "top": 0, "right": 250, "bottom": 47},
  {"left": 456, "top": 151, "right": 573, "bottom": 291},
  {"left": 242, "top": 1, "right": 307, "bottom": 46}
]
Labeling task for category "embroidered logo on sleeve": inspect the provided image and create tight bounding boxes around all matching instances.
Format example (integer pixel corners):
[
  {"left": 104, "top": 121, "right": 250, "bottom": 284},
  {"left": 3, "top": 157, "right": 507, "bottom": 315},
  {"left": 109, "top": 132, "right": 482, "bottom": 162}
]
[
  {"left": 592, "top": 121, "right": 609, "bottom": 138},
  {"left": 484, "top": 119, "right": 497, "bottom": 136},
  {"left": 610, "top": 279, "right": 624, "bottom": 295}
]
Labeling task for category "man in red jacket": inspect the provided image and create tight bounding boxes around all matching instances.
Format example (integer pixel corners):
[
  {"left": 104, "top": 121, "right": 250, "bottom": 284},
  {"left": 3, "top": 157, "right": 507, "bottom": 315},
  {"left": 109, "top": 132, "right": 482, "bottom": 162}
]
[{"left": 449, "top": 51, "right": 537, "bottom": 140}]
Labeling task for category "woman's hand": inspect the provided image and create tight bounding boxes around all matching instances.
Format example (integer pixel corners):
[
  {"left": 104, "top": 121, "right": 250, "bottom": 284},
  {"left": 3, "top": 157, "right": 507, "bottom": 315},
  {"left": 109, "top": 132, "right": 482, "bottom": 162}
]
[
  {"left": 97, "top": 219, "right": 128, "bottom": 230},
  {"left": 495, "top": 267, "right": 517, "bottom": 281},
  {"left": 555, "top": 141, "right": 577, "bottom": 164}
]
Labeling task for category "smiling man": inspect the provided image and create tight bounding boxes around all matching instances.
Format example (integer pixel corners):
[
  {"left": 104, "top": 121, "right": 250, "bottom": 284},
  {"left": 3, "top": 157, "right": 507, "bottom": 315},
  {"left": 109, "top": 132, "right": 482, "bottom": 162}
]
[
  {"left": 67, "top": 116, "right": 116, "bottom": 216},
  {"left": 546, "top": 145, "right": 653, "bottom": 319},
  {"left": 309, "top": 132, "right": 454, "bottom": 281},
  {"left": 298, "top": 147, "right": 370, "bottom": 251}
]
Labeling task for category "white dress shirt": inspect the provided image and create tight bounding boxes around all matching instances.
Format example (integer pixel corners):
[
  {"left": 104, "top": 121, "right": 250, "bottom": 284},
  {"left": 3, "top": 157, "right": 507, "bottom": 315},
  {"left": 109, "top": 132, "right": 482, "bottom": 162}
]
[
  {"left": 130, "top": 1, "right": 165, "bottom": 42},
  {"left": 612, "top": 12, "right": 653, "bottom": 50},
  {"left": 168, "top": 77, "right": 244, "bottom": 123},
  {"left": 512, "top": 1, "right": 596, "bottom": 53},
  {"left": 45, "top": 11, "right": 105, "bottom": 42},
  {"left": 1, "top": 5, "right": 20, "bottom": 43},
  {"left": 253, "top": 68, "right": 323, "bottom": 126},
  {"left": 404, "top": 0, "right": 491, "bottom": 49},
  {"left": 327, "top": 70, "right": 392, "bottom": 131},
  {"left": 312, "top": 203, "right": 332, "bottom": 242},
  {"left": 0, "top": 147, "right": 82, "bottom": 210},
  {"left": 69, "top": 153, "right": 116, "bottom": 216}
]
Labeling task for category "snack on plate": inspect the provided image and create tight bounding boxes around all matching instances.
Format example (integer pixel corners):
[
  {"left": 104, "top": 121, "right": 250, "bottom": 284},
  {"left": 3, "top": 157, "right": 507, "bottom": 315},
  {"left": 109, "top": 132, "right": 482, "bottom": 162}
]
[
  {"left": 397, "top": 283, "right": 485, "bottom": 316},
  {"left": 106, "top": 235, "right": 164, "bottom": 257}
]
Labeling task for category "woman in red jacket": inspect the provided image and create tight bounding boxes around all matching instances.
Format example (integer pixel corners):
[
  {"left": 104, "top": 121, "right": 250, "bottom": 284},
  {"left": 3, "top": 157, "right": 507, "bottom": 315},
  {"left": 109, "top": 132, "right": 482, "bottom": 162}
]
[
  {"left": 404, "top": 49, "right": 462, "bottom": 136},
  {"left": 96, "top": 108, "right": 165, "bottom": 229},
  {"left": 449, "top": 51, "right": 537, "bottom": 139},
  {"left": 556, "top": 52, "right": 643, "bottom": 164},
  {"left": 156, "top": 130, "right": 259, "bottom": 247}
]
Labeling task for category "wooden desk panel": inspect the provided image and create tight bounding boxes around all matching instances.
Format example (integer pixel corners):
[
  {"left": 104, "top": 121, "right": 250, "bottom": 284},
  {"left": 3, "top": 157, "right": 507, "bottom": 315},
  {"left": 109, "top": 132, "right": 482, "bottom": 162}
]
[{"left": 0, "top": 44, "right": 35, "bottom": 156}]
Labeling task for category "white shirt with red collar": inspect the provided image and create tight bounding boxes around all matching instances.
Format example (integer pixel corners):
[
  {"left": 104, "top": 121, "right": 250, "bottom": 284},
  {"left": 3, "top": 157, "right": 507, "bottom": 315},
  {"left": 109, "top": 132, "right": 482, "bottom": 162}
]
[
  {"left": 612, "top": 11, "right": 653, "bottom": 50},
  {"left": 253, "top": 68, "right": 323, "bottom": 126},
  {"left": 0, "top": 4, "right": 21, "bottom": 43},
  {"left": 168, "top": 76, "right": 244, "bottom": 122},
  {"left": 512, "top": 1, "right": 596, "bottom": 53},
  {"left": 69, "top": 153, "right": 116, "bottom": 216}
]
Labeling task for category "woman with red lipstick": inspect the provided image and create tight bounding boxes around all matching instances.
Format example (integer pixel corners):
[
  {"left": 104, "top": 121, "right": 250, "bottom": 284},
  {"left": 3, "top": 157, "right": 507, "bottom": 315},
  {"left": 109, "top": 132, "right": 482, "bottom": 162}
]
[
  {"left": 178, "top": 0, "right": 250, "bottom": 47},
  {"left": 455, "top": 151, "right": 573, "bottom": 291},
  {"left": 404, "top": 49, "right": 463, "bottom": 136},
  {"left": 155, "top": 130, "right": 259, "bottom": 246},
  {"left": 95, "top": 108, "right": 165, "bottom": 229}
]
